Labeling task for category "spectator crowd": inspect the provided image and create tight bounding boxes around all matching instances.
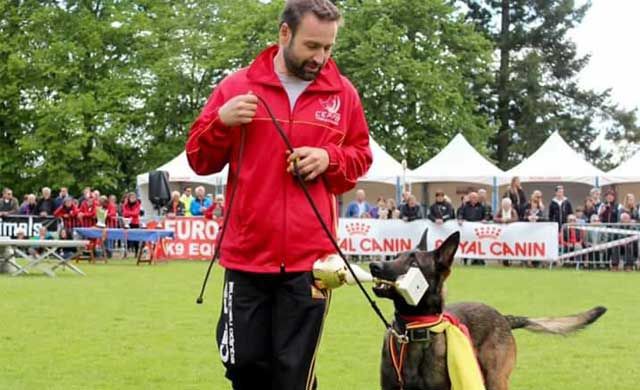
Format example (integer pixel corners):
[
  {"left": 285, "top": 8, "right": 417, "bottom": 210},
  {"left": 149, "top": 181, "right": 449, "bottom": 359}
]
[{"left": 343, "top": 177, "right": 640, "bottom": 270}]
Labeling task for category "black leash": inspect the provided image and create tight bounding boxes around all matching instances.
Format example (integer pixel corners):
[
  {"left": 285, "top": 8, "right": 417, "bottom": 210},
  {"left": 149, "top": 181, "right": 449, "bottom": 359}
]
[{"left": 196, "top": 95, "right": 391, "bottom": 331}]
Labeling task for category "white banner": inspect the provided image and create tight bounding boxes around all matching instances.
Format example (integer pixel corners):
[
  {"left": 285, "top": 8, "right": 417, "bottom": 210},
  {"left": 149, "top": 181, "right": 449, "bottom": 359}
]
[{"left": 337, "top": 220, "right": 559, "bottom": 261}]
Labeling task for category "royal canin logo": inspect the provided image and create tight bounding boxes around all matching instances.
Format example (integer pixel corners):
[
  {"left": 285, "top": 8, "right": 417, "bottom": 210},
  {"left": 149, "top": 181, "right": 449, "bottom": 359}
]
[
  {"left": 315, "top": 95, "right": 341, "bottom": 126},
  {"left": 345, "top": 222, "right": 370, "bottom": 236},
  {"left": 474, "top": 226, "right": 502, "bottom": 240}
]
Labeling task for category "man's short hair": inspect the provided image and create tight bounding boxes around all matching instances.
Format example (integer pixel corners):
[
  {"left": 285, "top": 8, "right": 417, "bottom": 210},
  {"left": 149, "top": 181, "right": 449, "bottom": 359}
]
[{"left": 280, "top": 0, "right": 341, "bottom": 36}]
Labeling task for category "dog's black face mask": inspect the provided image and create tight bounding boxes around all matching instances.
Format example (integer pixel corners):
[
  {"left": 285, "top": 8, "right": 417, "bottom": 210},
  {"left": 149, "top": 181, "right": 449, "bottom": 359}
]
[{"left": 370, "top": 231, "right": 460, "bottom": 316}]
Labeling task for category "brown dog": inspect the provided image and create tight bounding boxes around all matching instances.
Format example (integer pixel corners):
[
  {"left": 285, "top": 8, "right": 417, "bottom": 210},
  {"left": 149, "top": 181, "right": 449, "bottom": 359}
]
[{"left": 369, "top": 231, "right": 606, "bottom": 390}]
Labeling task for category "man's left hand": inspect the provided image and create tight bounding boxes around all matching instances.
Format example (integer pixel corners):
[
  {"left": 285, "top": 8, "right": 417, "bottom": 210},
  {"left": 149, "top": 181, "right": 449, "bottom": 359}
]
[{"left": 287, "top": 147, "right": 329, "bottom": 181}]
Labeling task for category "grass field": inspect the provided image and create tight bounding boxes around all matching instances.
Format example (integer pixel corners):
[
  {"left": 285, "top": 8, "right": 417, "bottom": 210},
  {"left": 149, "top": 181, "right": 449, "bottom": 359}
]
[{"left": 1, "top": 260, "right": 638, "bottom": 390}]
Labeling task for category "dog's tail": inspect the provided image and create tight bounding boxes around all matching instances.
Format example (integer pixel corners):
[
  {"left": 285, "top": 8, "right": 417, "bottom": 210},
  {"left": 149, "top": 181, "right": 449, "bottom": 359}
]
[{"left": 504, "top": 306, "right": 607, "bottom": 335}]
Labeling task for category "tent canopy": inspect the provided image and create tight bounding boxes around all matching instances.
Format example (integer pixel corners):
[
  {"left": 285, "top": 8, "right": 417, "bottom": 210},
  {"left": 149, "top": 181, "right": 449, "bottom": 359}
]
[
  {"left": 504, "top": 131, "right": 606, "bottom": 185},
  {"left": 408, "top": 133, "right": 504, "bottom": 185},
  {"left": 606, "top": 150, "right": 640, "bottom": 183},
  {"left": 136, "top": 151, "right": 227, "bottom": 187},
  {"left": 361, "top": 138, "right": 406, "bottom": 184}
]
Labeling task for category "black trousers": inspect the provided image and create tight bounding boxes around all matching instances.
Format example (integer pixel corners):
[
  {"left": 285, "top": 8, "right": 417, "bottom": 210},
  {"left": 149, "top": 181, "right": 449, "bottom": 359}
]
[{"left": 216, "top": 269, "right": 330, "bottom": 390}]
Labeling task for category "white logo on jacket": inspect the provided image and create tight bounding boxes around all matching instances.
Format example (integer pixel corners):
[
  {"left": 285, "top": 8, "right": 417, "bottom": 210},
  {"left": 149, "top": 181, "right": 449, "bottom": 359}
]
[{"left": 315, "top": 95, "right": 341, "bottom": 126}]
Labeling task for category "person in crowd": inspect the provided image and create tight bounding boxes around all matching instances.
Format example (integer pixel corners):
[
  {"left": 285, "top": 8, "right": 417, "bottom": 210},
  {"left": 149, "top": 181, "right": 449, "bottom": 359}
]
[
  {"left": 428, "top": 190, "right": 455, "bottom": 225},
  {"left": 29, "top": 225, "right": 53, "bottom": 256},
  {"left": 456, "top": 194, "right": 469, "bottom": 218},
  {"left": 57, "top": 228, "right": 77, "bottom": 259},
  {"left": 33, "top": 187, "right": 55, "bottom": 216},
  {"left": 391, "top": 208, "right": 401, "bottom": 219},
  {"left": 524, "top": 190, "right": 545, "bottom": 222},
  {"left": 54, "top": 197, "right": 79, "bottom": 232},
  {"left": 345, "top": 189, "right": 371, "bottom": 218},
  {"left": 599, "top": 189, "right": 619, "bottom": 224},
  {"left": 457, "top": 192, "right": 485, "bottom": 265},
  {"left": 0, "top": 187, "right": 19, "bottom": 216},
  {"left": 494, "top": 197, "right": 519, "bottom": 223},
  {"left": 616, "top": 212, "right": 637, "bottom": 271},
  {"left": 19, "top": 194, "right": 37, "bottom": 215},
  {"left": 585, "top": 214, "right": 603, "bottom": 269},
  {"left": 204, "top": 194, "right": 225, "bottom": 219},
  {"left": 477, "top": 188, "right": 493, "bottom": 221},
  {"left": 180, "top": 187, "right": 194, "bottom": 217},
  {"left": 400, "top": 190, "right": 411, "bottom": 206},
  {"left": 548, "top": 185, "right": 573, "bottom": 230},
  {"left": 621, "top": 193, "right": 639, "bottom": 221},
  {"left": 97, "top": 195, "right": 117, "bottom": 257},
  {"left": 583, "top": 197, "right": 598, "bottom": 223},
  {"left": 164, "top": 191, "right": 185, "bottom": 218},
  {"left": 590, "top": 187, "right": 602, "bottom": 214},
  {"left": 98, "top": 195, "right": 117, "bottom": 227},
  {"left": 560, "top": 214, "right": 584, "bottom": 266},
  {"left": 400, "top": 194, "right": 422, "bottom": 221},
  {"left": 369, "top": 196, "right": 385, "bottom": 219},
  {"left": 385, "top": 198, "right": 397, "bottom": 219},
  {"left": 504, "top": 176, "right": 527, "bottom": 219},
  {"left": 122, "top": 192, "right": 142, "bottom": 254},
  {"left": 457, "top": 192, "right": 485, "bottom": 223},
  {"left": 78, "top": 191, "right": 98, "bottom": 227},
  {"left": 574, "top": 207, "right": 587, "bottom": 224},
  {"left": 190, "top": 186, "right": 211, "bottom": 216},
  {"left": 77, "top": 187, "right": 91, "bottom": 206},
  {"left": 53, "top": 187, "right": 69, "bottom": 210}
]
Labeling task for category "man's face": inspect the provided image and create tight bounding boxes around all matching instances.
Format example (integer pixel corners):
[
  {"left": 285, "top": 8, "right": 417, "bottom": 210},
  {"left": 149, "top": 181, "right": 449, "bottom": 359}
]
[
  {"left": 436, "top": 194, "right": 444, "bottom": 203},
  {"left": 281, "top": 14, "right": 338, "bottom": 81},
  {"left": 185, "top": 188, "right": 192, "bottom": 196},
  {"left": 356, "top": 190, "right": 365, "bottom": 202},
  {"left": 60, "top": 188, "right": 68, "bottom": 197},
  {"left": 556, "top": 188, "right": 564, "bottom": 198},
  {"left": 3, "top": 191, "right": 11, "bottom": 200},
  {"left": 469, "top": 194, "right": 478, "bottom": 205}
]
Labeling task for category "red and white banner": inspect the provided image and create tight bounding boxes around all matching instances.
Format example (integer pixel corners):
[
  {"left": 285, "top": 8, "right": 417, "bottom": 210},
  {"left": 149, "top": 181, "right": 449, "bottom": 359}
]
[
  {"left": 338, "top": 220, "right": 559, "bottom": 260},
  {"left": 153, "top": 217, "right": 222, "bottom": 260},
  {"left": 154, "top": 217, "right": 559, "bottom": 261}
]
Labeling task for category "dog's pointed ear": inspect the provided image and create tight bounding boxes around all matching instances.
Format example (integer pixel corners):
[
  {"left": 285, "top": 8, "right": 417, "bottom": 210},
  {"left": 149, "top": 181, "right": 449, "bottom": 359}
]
[
  {"left": 416, "top": 228, "right": 428, "bottom": 251},
  {"left": 436, "top": 231, "right": 460, "bottom": 270}
]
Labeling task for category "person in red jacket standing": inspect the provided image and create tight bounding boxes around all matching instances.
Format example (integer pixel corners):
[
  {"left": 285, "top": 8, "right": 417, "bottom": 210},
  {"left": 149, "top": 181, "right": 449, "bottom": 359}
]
[
  {"left": 77, "top": 194, "right": 98, "bottom": 227},
  {"left": 54, "top": 197, "right": 79, "bottom": 233},
  {"left": 122, "top": 192, "right": 142, "bottom": 255},
  {"left": 186, "top": 1, "right": 371, "bottom": 389}
]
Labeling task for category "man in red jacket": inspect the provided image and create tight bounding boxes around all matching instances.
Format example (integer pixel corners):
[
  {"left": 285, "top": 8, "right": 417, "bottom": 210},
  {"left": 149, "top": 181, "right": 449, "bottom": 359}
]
[{"left": 186, "top": 1, "right": 371, "bottom": 389}]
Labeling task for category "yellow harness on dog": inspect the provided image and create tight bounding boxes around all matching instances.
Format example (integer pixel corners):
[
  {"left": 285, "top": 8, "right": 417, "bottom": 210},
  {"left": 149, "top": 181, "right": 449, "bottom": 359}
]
[{"left": 389, "top": 312, "right": 486, "bottom": 390}]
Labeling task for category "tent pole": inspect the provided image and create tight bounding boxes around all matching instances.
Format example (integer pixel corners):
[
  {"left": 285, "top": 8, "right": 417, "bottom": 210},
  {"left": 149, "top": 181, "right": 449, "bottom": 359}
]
[
  {"left": 395, "top": 176, "right": 401, "bottom": 205},
  {"left": 492, "top": 176, "right": 498, "bottom": 212}
]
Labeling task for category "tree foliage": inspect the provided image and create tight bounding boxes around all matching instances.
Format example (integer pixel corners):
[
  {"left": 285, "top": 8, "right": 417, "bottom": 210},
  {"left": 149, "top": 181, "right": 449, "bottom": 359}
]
[{"left": 458, "top": 0, "right": 640, "bottom": 170}]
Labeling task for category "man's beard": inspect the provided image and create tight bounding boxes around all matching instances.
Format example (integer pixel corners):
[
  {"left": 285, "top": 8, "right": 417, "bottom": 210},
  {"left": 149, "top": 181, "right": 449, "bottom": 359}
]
[{"left": 283, "top": 43, "right": 323, "bottom": 81}]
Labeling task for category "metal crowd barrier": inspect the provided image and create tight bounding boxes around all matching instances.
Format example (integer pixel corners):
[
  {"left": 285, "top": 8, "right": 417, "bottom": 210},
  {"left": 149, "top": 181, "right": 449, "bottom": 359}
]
[{"left": 558, "top": 223, "right": 640, "bottom": 270}]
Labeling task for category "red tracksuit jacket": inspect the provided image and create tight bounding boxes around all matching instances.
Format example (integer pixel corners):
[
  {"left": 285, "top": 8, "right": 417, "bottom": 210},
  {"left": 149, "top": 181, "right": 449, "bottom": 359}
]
[{"left": 186, "top": 45, "right": 372, "bottom": 273}]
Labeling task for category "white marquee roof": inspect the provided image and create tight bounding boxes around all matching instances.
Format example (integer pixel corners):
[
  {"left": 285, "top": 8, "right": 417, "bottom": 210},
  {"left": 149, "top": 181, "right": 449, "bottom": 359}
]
[
  {"left": 408, "top": 133, "right": 504, "bottom": 185},
  {"left": 505, "top": 131, "right": 606, "bottom": 185},
  {"left": 606, "top": 149, "right": 640, "bottom": 183}
]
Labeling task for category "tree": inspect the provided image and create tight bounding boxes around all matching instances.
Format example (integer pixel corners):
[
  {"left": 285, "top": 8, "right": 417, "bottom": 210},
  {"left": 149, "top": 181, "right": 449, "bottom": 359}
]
[
  {"left": 335, "top": 0, "right": 495, "bottom": 168},
  {"left": 459, "top": 0, "right": 639, "bottom": 170}
]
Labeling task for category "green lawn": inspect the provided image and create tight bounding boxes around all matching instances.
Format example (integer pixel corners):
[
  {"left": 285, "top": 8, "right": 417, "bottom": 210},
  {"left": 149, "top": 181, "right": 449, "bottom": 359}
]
[{"left": 1, "top": 260, "right": 638, "bottom": 389}]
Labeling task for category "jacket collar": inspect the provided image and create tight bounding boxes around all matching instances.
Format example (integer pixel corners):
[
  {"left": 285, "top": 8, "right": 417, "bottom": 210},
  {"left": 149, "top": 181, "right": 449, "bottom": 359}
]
[{"left": 246, "top": 45, "right": 344, "bottom": 93}]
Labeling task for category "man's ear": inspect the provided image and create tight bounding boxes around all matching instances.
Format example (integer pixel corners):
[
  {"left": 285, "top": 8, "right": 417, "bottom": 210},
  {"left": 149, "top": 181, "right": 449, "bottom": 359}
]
[
  {"left": 436, "top": 231, "right": 460, "bottom": 270},
  {"left": 416, "top": 228, "right": 428, "bottom": 251},
  {"left": 279, "top": 23, "right": 292, "bottom": 46}
]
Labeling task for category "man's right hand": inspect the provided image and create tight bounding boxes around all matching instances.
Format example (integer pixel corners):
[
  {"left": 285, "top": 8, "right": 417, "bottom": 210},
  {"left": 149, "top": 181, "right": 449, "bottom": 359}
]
[{"left": 218, "top": 92, "right": 258, "bottom": 127}]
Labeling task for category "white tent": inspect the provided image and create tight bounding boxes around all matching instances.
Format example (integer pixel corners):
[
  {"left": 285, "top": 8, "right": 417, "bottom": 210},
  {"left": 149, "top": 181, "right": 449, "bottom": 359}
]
[
  {"left": 136, "top": 152, "right": 228, "bottom": 214},
  {"left": 361, "top": 137, "right": 407, "bottom": 184},
  {"left": 606, "top": 150, "right": 640, "bottom": 183},
  {"left": 504, "top": 131, "right": 607, "bottom": 186},
  {"left": 408, "top": 133, "right": 505, "bottom": 185}
]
